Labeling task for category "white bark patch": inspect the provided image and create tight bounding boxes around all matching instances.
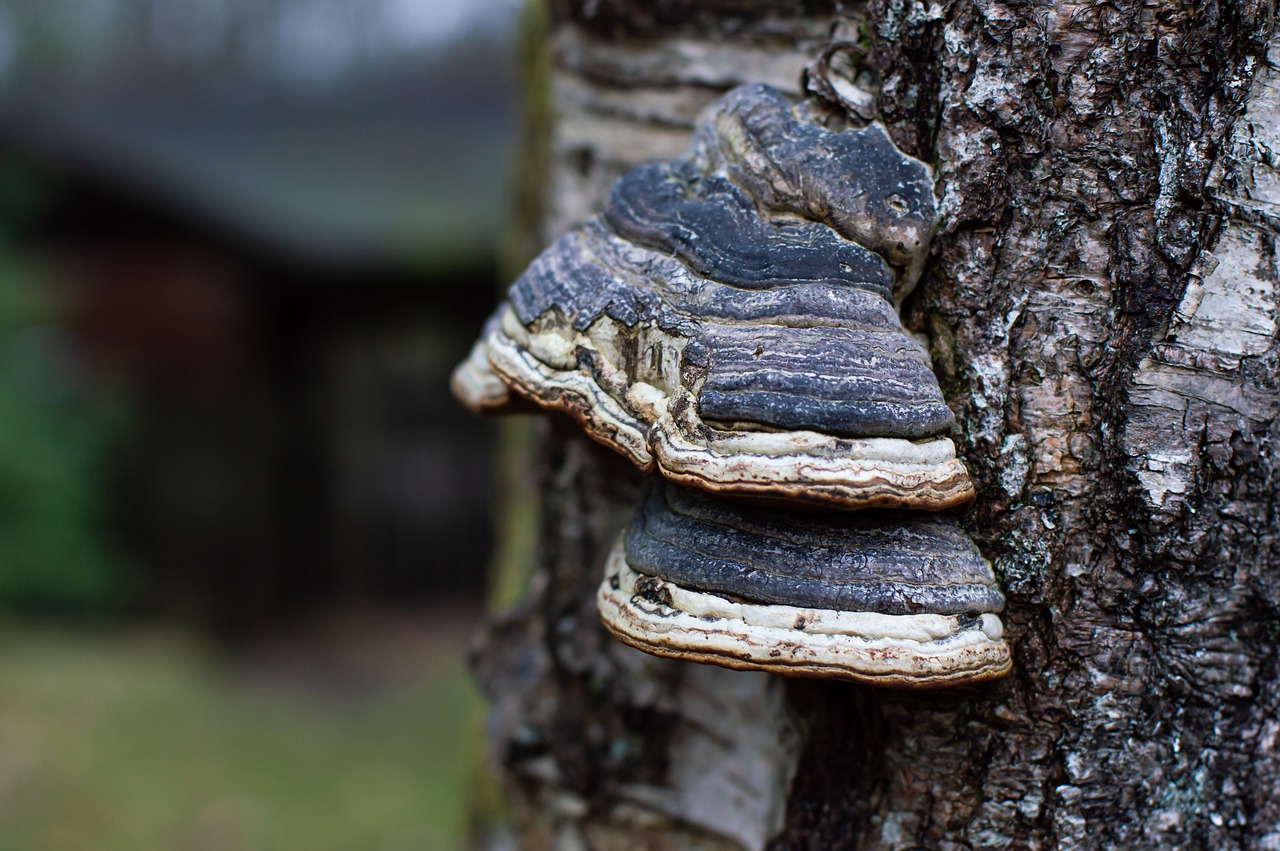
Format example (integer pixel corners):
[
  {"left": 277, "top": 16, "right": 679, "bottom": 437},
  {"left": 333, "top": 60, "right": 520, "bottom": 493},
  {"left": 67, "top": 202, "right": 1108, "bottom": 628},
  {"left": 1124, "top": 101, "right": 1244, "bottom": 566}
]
[
  {"left": 1168, "top": 228, "right": 1276, "bottom": 358},
  {"left": 1230, "top": 41, "right": 1280, "bottom": 208},
  {"left": 1124, "top": 36, "right": 1280, "bottom": 513},
  {"left": 968, "top": 352, "right": 1009, "bottom": 448},
  {"left": 608, "top": 651, "right": 800, "bottom": 851},
  {"left": 545, "top": 24, "right": 828, "bottom": 241},
  {"left": 998, "top": 433, "right": 1031, "bottom": 498}
]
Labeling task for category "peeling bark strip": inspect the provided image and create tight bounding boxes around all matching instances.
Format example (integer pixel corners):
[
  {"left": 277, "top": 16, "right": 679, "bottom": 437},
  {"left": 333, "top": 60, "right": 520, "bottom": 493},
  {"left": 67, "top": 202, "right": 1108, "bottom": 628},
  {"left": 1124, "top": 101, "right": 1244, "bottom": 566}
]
[{"left": 471, "top": 2, "right": 1280, "bottom": 849}]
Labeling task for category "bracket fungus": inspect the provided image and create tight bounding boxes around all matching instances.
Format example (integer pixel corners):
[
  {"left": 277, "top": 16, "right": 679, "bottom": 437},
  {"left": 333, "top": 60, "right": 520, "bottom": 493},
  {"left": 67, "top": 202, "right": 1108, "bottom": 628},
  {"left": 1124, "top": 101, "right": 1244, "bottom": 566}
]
[
  {"left": 453, "top": 82, "right": 1011, "bottom": 687},
  {"left": 453, "top": 84, "right": 972, "bottom": 512},
  {"left": 598, "top": 483, "right": 1010, "bottom": 687}
]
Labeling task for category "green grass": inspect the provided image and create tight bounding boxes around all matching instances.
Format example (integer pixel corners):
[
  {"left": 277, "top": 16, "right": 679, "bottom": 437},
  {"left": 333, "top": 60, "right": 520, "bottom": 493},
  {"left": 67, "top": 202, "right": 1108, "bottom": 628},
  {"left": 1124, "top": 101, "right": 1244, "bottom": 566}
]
[{"left": 0, "top": 623, "right": 484, "bottom": 851}]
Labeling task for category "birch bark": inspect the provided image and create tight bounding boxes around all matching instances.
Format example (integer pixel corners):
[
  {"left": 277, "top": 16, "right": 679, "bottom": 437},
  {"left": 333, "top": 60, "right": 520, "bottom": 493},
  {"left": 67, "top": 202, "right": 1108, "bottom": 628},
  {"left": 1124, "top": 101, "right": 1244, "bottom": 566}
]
[{"left": 471, "top": 2, "right": 1280, "bottom": 848}]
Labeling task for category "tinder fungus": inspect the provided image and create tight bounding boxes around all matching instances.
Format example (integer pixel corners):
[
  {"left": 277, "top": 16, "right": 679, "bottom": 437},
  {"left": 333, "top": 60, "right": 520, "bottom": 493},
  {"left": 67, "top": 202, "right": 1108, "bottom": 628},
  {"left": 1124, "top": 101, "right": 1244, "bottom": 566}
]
[
  {"left": 598, "top": 483, "right": 1010, "bottom": 687},
  {"left": 453, "top": 83, "right": 972, "bottom": 512},
  {"left": 453, "top": 82, "right": 1010, "bottom": 687}
]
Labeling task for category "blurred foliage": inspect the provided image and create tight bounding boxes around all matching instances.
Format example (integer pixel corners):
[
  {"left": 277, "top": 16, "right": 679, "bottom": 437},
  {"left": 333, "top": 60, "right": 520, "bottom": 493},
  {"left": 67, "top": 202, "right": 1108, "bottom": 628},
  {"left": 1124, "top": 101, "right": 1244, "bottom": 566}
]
[
  {"left": 0, "top": 624, "right": 482, "bottom": 851},
  {"left": 0, "top": 166, "right": 135, "bottom": 617}
]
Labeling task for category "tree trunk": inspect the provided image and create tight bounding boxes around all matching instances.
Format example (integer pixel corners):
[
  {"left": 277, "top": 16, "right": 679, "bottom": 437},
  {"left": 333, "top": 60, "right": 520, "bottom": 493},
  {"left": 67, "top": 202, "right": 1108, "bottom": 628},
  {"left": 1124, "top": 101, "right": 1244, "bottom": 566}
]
[{"left": 470, "top": 2, "right": 1280, "bottom": 848}]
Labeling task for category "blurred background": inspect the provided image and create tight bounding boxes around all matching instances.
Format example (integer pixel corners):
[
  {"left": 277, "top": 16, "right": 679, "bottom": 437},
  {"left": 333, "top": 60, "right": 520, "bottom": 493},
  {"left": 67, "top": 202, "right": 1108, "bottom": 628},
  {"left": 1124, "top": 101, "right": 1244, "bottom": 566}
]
[{"left": 0, "top": 0, "right": 520, "bottom": 847}]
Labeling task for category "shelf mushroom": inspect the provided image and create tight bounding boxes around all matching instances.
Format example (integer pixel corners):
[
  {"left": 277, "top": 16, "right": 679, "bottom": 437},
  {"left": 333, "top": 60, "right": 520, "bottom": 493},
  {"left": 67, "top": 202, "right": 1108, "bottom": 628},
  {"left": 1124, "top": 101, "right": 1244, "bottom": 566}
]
[
  {"left": 452, "top": 82, "right": 1011, "bottom": 686},
  {"left": 453, "top": 84, "right": 972, "bottom": 512},
  {"left": 598, "top": 482, "right": 1010, "bottom": 687}
]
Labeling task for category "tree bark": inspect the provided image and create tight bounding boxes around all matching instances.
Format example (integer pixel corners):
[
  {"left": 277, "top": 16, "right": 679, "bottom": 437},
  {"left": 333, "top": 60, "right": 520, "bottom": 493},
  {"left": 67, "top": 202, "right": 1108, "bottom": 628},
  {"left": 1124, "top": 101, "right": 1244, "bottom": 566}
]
[{"left": 470, "top": 2, "right": 1280, "bottom": 848}]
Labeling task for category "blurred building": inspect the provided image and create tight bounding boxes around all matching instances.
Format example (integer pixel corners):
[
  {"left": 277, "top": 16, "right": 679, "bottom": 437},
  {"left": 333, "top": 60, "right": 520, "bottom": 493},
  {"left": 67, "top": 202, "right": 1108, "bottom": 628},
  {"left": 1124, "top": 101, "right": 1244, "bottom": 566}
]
[{"left": 0, "top": 0, "right": 520, "bottom": 633}]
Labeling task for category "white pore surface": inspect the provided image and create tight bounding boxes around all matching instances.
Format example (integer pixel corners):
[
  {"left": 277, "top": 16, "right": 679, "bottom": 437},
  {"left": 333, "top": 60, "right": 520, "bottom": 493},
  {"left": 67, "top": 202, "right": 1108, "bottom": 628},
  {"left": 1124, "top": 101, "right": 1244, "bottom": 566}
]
[{"left": 597, "top": 543, "right": 1009, "bottom": 684}]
